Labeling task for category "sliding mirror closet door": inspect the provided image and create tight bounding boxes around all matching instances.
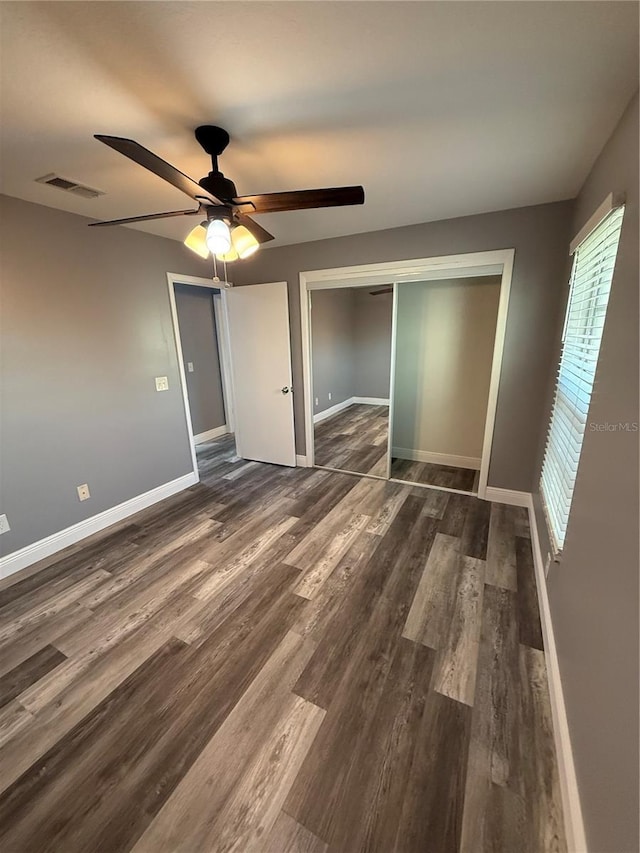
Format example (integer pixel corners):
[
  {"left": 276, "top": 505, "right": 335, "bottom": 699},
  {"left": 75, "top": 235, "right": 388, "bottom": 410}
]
[
  {"left": 312, "top": 285, "right": 393, "bottom": 477},
  {"left": 390, "top": 276, "right": 501, "bottom": 493}
]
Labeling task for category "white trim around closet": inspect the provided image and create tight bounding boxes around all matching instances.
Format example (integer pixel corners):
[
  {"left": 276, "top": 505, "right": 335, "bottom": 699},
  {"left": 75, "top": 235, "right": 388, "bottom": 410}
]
[{"left": 299, "top": 250, "right": 515, "bottom": 499}]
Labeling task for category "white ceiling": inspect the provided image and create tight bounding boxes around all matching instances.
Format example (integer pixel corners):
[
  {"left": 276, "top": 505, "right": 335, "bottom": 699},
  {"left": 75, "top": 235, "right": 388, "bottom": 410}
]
[{"left": 1, "top": 1, "right": 638, "bottom": 248}]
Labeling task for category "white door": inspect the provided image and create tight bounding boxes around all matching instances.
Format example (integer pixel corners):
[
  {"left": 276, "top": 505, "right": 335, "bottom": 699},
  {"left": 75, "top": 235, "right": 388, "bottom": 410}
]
[{"left": 224, "top": 281, "right": 296, "bottom": 466}]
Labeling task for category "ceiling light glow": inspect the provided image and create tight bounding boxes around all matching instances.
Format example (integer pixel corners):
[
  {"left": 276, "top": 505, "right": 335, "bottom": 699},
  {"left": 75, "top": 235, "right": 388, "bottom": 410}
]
[
  {"left": 231, "top": 225, "right": 260, "bottom": 259},
  {"left": 206, "top": 219, "right": 231, "bottom": 255},
  {"left": 183, "top": 223, "right": 209, "bottom": 259},
  {"left": 216, "top": 245, "right": 239, "bottom": 262}
]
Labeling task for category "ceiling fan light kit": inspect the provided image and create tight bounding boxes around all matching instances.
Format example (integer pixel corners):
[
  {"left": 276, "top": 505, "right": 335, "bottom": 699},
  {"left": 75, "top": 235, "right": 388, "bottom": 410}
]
[
  {"left": 183, "top": 219, "right": 260, "bottom": 262},
  {"left": 216, "top": 244, "right": 239, "bottom": 263},
  {"left": 183, "top": 223, "right": 209, "bottom": 259},
  {"left": 205, "top": 218, "right": 232, "bottom": 255},
  {"left": 230, "top": 225, "right": 260, "bottom": 259},
  {"left": 90, "top": 125, "right": 365, "bottom": 268}
]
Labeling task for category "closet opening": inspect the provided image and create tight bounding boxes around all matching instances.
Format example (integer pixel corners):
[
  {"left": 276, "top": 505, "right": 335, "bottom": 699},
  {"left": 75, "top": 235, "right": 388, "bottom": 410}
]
[{"left": 300, "top": 251, "right": 514, "bottom": 499}]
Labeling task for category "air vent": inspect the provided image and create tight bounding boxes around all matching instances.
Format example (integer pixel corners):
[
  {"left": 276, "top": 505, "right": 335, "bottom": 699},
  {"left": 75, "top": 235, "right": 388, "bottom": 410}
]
[{"left": 35, "top": 173, "right": 104, "bottom": 199}]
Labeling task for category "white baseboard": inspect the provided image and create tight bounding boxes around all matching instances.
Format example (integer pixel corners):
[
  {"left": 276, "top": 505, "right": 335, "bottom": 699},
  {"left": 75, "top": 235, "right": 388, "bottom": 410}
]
[
  {"left": 352, "top": 396, "right": 390, "bottom": 406},
  {"left": 313, "top": 397, "right": 355, "bottom": 424},
  {"left": 296, "top": 455, "right": 310, "bottom": 467},
  {"left": 193, "top": 424, "right": 228, "bottom": 445},
  {"left": 0, "top": 471, "right": 200, "bottom": 580},
  {"left": 484, "top": 486, "right": 530, "bottom": 507},
  {"left": 392, "top": 447, "right": 481, "bottom": 470},
  {"left": 527, "top": 495, "right": 587, "bottom": 853},
  {"left": 313, "top": 396, "right": 390, "bottom": 424}
]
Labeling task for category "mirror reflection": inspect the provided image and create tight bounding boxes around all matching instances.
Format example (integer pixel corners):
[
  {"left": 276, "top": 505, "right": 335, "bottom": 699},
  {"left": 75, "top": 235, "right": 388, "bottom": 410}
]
[
  {"left": 312, "top": 285, "right": 393, "bottom": 477},
  {"left": 389, "top": 276, "right": 501, "bottom": 493}
]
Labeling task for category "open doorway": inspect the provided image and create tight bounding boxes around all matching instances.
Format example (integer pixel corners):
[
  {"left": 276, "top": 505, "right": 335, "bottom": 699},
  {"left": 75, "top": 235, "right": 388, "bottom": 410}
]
[{"left": 167, "top": 273, "right": 237, "bottom": 481}]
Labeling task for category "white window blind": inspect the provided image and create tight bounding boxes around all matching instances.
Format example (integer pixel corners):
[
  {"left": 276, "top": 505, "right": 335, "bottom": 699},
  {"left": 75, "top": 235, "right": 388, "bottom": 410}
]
[{"left": 540, "top": 203, "right": 625, "bottom": 553}]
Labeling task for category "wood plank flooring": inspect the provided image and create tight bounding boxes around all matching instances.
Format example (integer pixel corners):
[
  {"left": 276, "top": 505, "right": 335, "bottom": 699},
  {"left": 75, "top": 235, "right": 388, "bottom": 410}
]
[
  {"left": 314, "top": 403, "right": 389, "bottom": 476},
  {"left": 313, "top": 404, "right": 479, "bottom": 493},
  {"left": 0, "top": 434, "right": 566, "bottom": 852},
  {"left": 391, "top": 457, "right": 480, "bottom": 492}
]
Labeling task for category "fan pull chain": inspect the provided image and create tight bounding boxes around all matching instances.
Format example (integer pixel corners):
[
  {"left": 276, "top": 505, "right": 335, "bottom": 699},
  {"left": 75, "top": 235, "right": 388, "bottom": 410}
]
[{"left": 212, "top": 254, "right": 220, "bottom": 283}]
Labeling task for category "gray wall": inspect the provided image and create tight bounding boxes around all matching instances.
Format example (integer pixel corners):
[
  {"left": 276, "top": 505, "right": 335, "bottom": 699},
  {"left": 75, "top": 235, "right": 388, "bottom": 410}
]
[
  {"left": 311, "top": 288, "right": 355, "bottom": 415},
  {"left": 174, "top": 284, "right": 226, "bottom": 437},
  {"left": 234, "top": 200, "right": 574, "bottom": 490},
  {"left": 391, "top": 277, "right": 500, "bottom": 461},
  {"left": 352, "top": 288, "right": 392, "bottom": 400},
  {"left": 0, "top": 194, "right": 208, "bottom": 558},
  {"left": 533, "top": 92, "right": 639, "bottom": 852}
]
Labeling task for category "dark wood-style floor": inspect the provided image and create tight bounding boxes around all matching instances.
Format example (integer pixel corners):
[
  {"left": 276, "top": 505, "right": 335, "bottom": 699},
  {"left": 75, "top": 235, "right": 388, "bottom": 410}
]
[
  {"left": 314, "top": 404, "right": 479, "bottom": 493},
  {"left": 314, "top": 403, "right": 389, "bottom": 476},
  {"left": 391, "top": 458, "right": 480, "bottom": 492},
  {"left": 0, "top": 435, "right": 566, "bottom": 852}
]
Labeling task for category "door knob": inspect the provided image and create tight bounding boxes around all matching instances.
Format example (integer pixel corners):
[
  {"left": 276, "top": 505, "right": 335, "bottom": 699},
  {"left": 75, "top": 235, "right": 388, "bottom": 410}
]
[{"left": 281, "top": 386, "right": 290, "bottom": 394}]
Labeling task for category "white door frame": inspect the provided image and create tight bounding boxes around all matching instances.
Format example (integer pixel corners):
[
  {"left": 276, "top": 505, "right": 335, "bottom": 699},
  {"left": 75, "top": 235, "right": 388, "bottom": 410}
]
[
  {"left": 166, "top": 272, "right": 236, "bottom": 480},
  {"left": 299, "top": 249, "right": 515, "bottom": 499}
]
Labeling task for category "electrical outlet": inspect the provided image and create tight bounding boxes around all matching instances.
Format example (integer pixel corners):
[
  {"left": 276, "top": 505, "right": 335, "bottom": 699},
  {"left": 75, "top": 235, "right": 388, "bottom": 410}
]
[
  {"left": 187, "top": 362, "right": 194, "bottom": 373},
  {"left": 328, "top": 392, "right": 332, "bottom": 401},
  {"left": 155, "top": 376, "right": 169, "bottom": 392},
  {"left": 77, "top": 483, "right": 90, "bottom": 502},
  {"left": 315, "top": 397, "right": 319, "bottom": 407},
  {"left": 0, "top": 514, "right": 10, "bottom": 534}
]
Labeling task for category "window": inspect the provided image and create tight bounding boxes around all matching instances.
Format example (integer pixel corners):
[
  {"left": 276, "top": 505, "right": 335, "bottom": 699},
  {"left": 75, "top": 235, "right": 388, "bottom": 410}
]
[{"left": 540, "top": 201, "right": 625, "bottom": 553}]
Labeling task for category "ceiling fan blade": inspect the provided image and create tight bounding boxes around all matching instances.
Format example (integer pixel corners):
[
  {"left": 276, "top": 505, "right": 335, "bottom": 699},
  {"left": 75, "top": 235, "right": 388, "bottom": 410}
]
[
  {"left": 369, "top": 287, "right": 393, "bottom": 296},
  {"left": 95, "top": 135, "right": 223, "bottom": 204},
  {"left": 88, "top": 208, "right": 201, "bottom": 227},
  {"left": 235, "top": 213, "right": 275, "bottom": 244},
  {"left": 233, "top": 186, "right": 364, "bottom": 214}
]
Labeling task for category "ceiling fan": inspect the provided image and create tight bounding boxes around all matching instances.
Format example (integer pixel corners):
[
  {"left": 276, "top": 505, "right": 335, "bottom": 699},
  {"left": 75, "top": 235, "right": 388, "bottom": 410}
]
[{"left": 90, "top": 125, "right": 365, "bottom": 262}]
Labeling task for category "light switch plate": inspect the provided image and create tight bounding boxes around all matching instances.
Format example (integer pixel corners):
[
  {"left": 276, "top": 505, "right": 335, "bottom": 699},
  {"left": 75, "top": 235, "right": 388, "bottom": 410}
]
[
  {"left": 155, "top": 376, "right": 169, "bottom": 392},
  {"left": 77, "top": 484, "right": 90, "bottom": 501},
  {"left": 0, "top": 514, "right": 10, "bottom": 534},
  {"left": 187, "top": 362, "right": 194, "bottom": 373}
]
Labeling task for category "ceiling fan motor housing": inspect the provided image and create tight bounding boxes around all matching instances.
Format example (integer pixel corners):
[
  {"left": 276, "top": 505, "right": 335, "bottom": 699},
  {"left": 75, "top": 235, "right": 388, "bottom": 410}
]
[
  {"left": 198, "top": 171, "right": 238, "bottom": 201},
  {"left": 204, "top": 204, "right": 234, "bottom": 223}
]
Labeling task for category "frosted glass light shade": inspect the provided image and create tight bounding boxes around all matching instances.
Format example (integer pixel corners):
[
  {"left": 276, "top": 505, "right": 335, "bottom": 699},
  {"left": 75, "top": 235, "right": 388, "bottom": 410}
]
[
  {"left": 206, "top": 219, "right": 231, "bottom": 255},
  {"left": 231, "top": 225, "right": 260, "bottom": 259},
  {"left": 183, "top": 224, "right": 209, "bottom": 259},
  {"left": 216, "top": 245, "right": 239, "bottom": 262}
]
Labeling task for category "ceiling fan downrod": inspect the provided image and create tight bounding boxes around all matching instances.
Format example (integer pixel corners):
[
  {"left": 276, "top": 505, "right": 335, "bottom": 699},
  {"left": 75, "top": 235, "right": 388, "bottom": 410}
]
[{"left": 194, "top": 126, "right": 239, "bottom": 200}]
